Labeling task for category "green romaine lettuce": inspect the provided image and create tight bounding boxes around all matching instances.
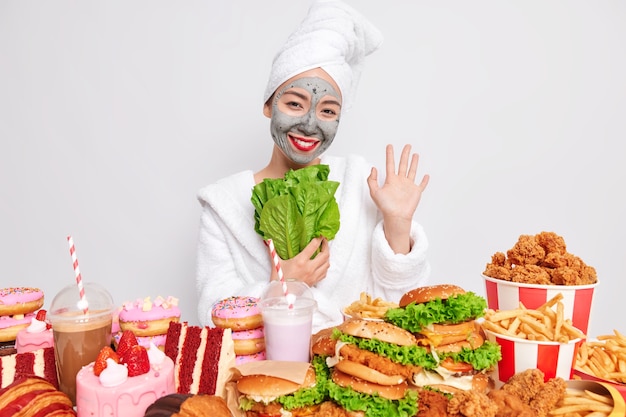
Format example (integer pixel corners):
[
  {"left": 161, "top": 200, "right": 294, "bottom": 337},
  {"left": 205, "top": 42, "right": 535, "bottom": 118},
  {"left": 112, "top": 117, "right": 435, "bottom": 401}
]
[
  {"left": 384, "top": 292, "right": 487, "bottom": 333},
  {"left": 251, "top": 164, "right": 340, "bottom": 260}
]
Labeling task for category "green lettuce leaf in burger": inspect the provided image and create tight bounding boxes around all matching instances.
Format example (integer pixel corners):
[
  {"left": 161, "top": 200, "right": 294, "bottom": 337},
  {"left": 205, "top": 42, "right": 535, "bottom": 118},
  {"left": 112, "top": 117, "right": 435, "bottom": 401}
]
[{"left": 383, "top": 284, "right": 501, "bottom": 393}]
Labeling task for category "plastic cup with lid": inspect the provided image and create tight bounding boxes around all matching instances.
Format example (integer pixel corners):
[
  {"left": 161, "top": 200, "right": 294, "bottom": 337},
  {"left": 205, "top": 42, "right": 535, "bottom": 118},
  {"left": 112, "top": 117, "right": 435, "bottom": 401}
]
[
  {"left": 49, "top": 282, "right": 114, "bottom": 404},
  {"left": 259, "top": 279, "right": 317, "bottom": 362}
]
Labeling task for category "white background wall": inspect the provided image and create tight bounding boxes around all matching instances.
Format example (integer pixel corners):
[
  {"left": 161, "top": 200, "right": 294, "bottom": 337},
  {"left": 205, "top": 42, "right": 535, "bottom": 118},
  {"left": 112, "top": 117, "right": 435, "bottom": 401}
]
[{"left": 1, "top": 1, "right": 624, "bottom": 337}]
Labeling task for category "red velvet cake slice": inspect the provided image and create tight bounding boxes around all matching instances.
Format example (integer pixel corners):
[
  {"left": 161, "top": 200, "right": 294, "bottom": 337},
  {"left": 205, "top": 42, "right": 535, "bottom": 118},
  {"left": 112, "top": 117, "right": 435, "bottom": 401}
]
[
  {"left": 164, "top": 321, "right": 235, "bottom": 397},
  {"left": 0, "top": 346, "right": 58, "bottom": 389}
]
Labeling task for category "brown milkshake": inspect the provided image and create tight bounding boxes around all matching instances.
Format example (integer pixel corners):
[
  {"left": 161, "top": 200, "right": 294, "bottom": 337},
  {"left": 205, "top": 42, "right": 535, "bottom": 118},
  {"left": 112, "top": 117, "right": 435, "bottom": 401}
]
[
  {"left": 49, "top": 282, "right": 114, "bottom": 405},
  {"left": 52, "top": 312, "right": 112, "bottom": 404}
]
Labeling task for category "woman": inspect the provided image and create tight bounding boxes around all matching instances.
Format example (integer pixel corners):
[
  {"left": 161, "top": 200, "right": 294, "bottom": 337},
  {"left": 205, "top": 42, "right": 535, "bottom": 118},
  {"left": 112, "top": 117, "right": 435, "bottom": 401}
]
[{"left": 196, "top": 0, "right": 430, "bottom": 332}]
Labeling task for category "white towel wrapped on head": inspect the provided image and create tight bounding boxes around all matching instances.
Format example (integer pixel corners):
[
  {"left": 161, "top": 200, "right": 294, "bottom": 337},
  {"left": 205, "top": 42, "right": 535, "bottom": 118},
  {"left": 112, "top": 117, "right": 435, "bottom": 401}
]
[{"left": 263, "top": 0, "right": 383, "bottom": 110}]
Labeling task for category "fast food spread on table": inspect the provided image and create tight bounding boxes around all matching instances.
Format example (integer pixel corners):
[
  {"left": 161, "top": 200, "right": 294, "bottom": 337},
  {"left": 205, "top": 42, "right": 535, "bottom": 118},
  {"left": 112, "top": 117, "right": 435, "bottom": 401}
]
[{"left": 1, "top": 231, "right": 624, "bottom": 416}]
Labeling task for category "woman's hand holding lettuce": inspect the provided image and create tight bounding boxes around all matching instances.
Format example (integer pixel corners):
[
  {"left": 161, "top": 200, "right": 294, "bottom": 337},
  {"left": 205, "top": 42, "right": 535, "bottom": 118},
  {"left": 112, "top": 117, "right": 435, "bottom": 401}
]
[{"left": 251, "top": 164, "right": 340, "bottom": 260}]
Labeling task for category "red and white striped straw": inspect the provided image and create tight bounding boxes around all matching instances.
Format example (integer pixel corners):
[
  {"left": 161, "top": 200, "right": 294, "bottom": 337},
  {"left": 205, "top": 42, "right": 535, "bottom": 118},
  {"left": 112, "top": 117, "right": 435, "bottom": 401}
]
[
  {"left": 67, "top": 236, "right": 88, "bottom": 314},
  {"left": 266, "top": 239, "right": 293, "bottom": 308}
]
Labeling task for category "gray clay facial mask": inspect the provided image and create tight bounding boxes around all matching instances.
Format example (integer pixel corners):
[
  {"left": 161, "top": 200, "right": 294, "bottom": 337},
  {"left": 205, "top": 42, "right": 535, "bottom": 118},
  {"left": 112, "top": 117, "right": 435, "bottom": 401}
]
[{"left": 270, "top": 77, "right": 341, "bottom": 165}]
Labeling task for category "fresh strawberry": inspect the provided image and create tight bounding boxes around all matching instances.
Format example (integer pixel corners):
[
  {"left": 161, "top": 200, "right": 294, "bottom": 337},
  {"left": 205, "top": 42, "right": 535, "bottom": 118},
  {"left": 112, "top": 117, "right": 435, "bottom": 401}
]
[
  {"left": 35, "top": 309, "right": 47, "bottom": 321},
  {"left": 35, "top": 309, "right": 52, "bottom": 329},
  {"left": 120, "top": 345, "right": 150, "bottom": 377},
  {"left": 116, "top": 330, "right": 138, "bottom": 357},
  {"left": 93, "top": 346, "right": 119, "bottom": 376}
]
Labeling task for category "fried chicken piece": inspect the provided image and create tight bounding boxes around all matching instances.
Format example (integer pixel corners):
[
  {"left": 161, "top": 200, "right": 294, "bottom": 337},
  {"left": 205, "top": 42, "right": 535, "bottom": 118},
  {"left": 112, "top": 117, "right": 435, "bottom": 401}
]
[
  {"left": 506, "top": 235, "right": 546, "bottom": 266},
  {"left": 535, "top": 232, "right": 567, "bottom": 256},
  {"left": 487, "top": 389, "right": 537, "bottom": 417},
  {"left": 563, "top": 253, "right": 585, "bottom": 272},
  {"left": 510, "top": 265, "right": 551, "bottom": 285},
  {"left": 549, "top": 267, "right": 581, "bottom": 285},
  {"left": 539, "top": 252, "right": 569, "bottom": 269},
  {"left": 484, "top": 264, "right": 512, "bottom": 281},
  {"left": 484, "top": 252, "right": 513, "bottom": 280},
  {"left": 502, "top": 369, "right": 545, "bottom": 404},
  {"left": 580, "top": 265, "right": 598, "bottom": 285},
  {"left": 528, "top": 377, "right": 566, "bottom": 417},
  {"left": 448, "top": 390, "right": 497, "bottom": 417},
  {"left": 491, "top": 252, "right": 508, "bottom": 266},
  {"left": 417, "top": 388, "right": 450, "bottom": 417},
  {"left": 338, "top": 343, "right": 420, "bottom": 379}
]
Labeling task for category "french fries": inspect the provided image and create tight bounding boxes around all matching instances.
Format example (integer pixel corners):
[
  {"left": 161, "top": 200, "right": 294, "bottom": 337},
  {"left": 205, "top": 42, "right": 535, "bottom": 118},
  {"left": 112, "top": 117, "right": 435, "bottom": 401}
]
[
  {"left": 576, "top": 329, "right": 626, "bottom": 384},
  {"left": 342, "top": 292, "right": 398, "bottom": 320},
  {"left": 482, "top": 293, "right": 586, "bottom": 343},
  {"left": 549, "top": 388, "right": 614, "bottom": 416}
]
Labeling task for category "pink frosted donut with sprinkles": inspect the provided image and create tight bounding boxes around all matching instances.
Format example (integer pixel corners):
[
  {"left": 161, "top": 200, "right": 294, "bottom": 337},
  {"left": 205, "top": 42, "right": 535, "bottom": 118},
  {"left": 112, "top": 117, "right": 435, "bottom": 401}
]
[
  {"left": 0, "top": 287, "right": 44, "bottom": 317},
  {"left": 118, "top": 296, "right": 180, "bottom": 337},
  {"left": 232, "top": 327, "right": 265, "bottom": 355},
  {"left": 211, "top": 296, "right": 262, "bottom": 331}
]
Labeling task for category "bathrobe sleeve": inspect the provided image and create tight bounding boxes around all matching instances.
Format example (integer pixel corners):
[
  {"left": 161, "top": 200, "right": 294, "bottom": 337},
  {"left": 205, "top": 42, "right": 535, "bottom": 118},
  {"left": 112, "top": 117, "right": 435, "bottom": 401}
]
[{"left": 195, "top": 171, "right": 271, "bottom": 326}]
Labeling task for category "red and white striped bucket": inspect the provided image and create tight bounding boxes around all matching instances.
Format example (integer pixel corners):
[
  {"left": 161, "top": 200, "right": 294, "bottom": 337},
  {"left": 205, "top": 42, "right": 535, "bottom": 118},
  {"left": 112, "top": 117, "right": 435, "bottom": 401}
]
[
  {"left": 484, "top": 329, "right": 582, "bottom": 385},
  {"left": 483, "top": 274, "right": 598, "bottom": 335}
]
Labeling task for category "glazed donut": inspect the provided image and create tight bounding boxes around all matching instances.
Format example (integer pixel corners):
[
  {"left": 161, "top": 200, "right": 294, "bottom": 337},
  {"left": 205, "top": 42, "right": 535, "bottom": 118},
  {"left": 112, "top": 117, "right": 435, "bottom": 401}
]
[
  {"left": 235, "top": 350, "right": 266, "bottom": 365},
  {"left": 0, "top": 313, "right": 35, "bottom": 342},
  {"left": 232, "top": 327, "right": 265, "bottom": 355},
  {"left": 118, "top": 296, "right": 181, "bottom": 337},
  {"left": 0, "top": 287, "right": 44, "bottom": 317},
  {"left": 211, "top": 296, "right": 262, "bottom": 331}
]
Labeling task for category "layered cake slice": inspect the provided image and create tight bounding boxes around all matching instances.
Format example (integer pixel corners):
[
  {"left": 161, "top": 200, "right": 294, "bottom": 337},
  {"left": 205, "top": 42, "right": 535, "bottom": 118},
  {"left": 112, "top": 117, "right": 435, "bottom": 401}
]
[
  {"left": 0, "top": 346, "right": 58, "bottom": 389},
  {"left": 164, "top": 321, "right": 235, "bottom": 397}
]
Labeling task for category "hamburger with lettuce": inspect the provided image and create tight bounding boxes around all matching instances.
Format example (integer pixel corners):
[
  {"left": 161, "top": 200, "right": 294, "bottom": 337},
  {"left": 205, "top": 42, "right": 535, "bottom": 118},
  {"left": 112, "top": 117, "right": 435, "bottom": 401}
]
[
  {"left": 384, "top": 284, "right": 501, "bottom": 393},
  {"left": 311, "top": 320, "right": 421, "bottom": 416},
  {"left": 236, "top": 363, "right": 326, "bottom": 417}
]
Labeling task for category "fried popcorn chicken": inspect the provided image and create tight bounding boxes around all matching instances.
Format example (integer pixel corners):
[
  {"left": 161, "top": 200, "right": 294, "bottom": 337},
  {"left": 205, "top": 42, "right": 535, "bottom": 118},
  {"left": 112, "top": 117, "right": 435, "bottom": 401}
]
[
  {"left": 491, "top": 252, "right": 508, "bottom": 266},
  {"left": 502, "top": 368, "right": 545, "bottom": 404},
  {"left": 510, "top": 265, "right": 551, "bottom": 285},
  {"left": 549, "top": 267, "right": 581, "bottom": 285},
  {"left": 417, "top": 388, "right": 452, "bottom": 417},
  {"left": 581, "top": 264, "right": 598, "bottom": 284},
  {"left": 506, "top": 235, "right": 546, "bottom": 266},
  {"left": 448, "top": 389, "right": 498, "bottom": 417},
  {"left": 484, "top": 253, "right": 512, "bottom": 281},
  {"left": 528, "top": 377, "right": 566, "bottom": 417},
  {"left": 539, "top": 252, "right": 568, "bottom": 269},
  {"left": 497, "top": 369, "right": 566, "bottom": 417},
  {"left": 487, "top": 389, "right": 536, "bottom": 417},
  {"left": 444, "top": 369, "right": 566, "bottom": 417},
  {"left": 483, "top": 232, "right": 597, "bottom": 285},
  {"left": 535, "top": 231, "right": 567, "bottom": 256}
]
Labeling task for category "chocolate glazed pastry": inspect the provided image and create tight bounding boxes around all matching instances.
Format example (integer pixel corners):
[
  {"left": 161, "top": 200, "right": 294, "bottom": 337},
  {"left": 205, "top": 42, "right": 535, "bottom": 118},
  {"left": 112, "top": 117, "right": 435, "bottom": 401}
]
[
  {"left": 144, "top": 394, "right": 233, "bottom": 417},
  {"left": 145, "top": 394, "right": 192, "bottom": 416}
]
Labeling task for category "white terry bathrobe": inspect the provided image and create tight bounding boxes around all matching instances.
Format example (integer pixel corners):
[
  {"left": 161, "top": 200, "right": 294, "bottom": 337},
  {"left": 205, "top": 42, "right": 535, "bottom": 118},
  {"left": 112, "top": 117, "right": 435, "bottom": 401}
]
[{"left": 195, "top": 154, "right": 430, "bottom": 333}]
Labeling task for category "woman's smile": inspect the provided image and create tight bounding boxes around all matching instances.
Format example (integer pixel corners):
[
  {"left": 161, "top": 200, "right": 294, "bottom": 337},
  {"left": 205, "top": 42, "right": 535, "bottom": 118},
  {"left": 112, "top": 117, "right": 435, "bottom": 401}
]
[{"left": 289, "top": 134, "right": 320, "bottom": 152}]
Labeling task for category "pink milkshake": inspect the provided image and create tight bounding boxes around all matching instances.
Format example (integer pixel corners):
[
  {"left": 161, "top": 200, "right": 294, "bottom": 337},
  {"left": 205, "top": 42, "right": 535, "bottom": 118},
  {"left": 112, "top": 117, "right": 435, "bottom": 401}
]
[{"left": 260, "top": 281, "right": 316, "bottom": 363}]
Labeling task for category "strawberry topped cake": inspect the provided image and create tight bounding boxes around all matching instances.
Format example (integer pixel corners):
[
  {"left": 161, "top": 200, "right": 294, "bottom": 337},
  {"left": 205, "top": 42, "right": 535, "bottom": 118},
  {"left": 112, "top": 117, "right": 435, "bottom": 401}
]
[
  {"left": 15, "top": 309, "right": 54, "bottom": 354},
  {"left": 76, "top": 330, "right": 175, "bottom": 417}
]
